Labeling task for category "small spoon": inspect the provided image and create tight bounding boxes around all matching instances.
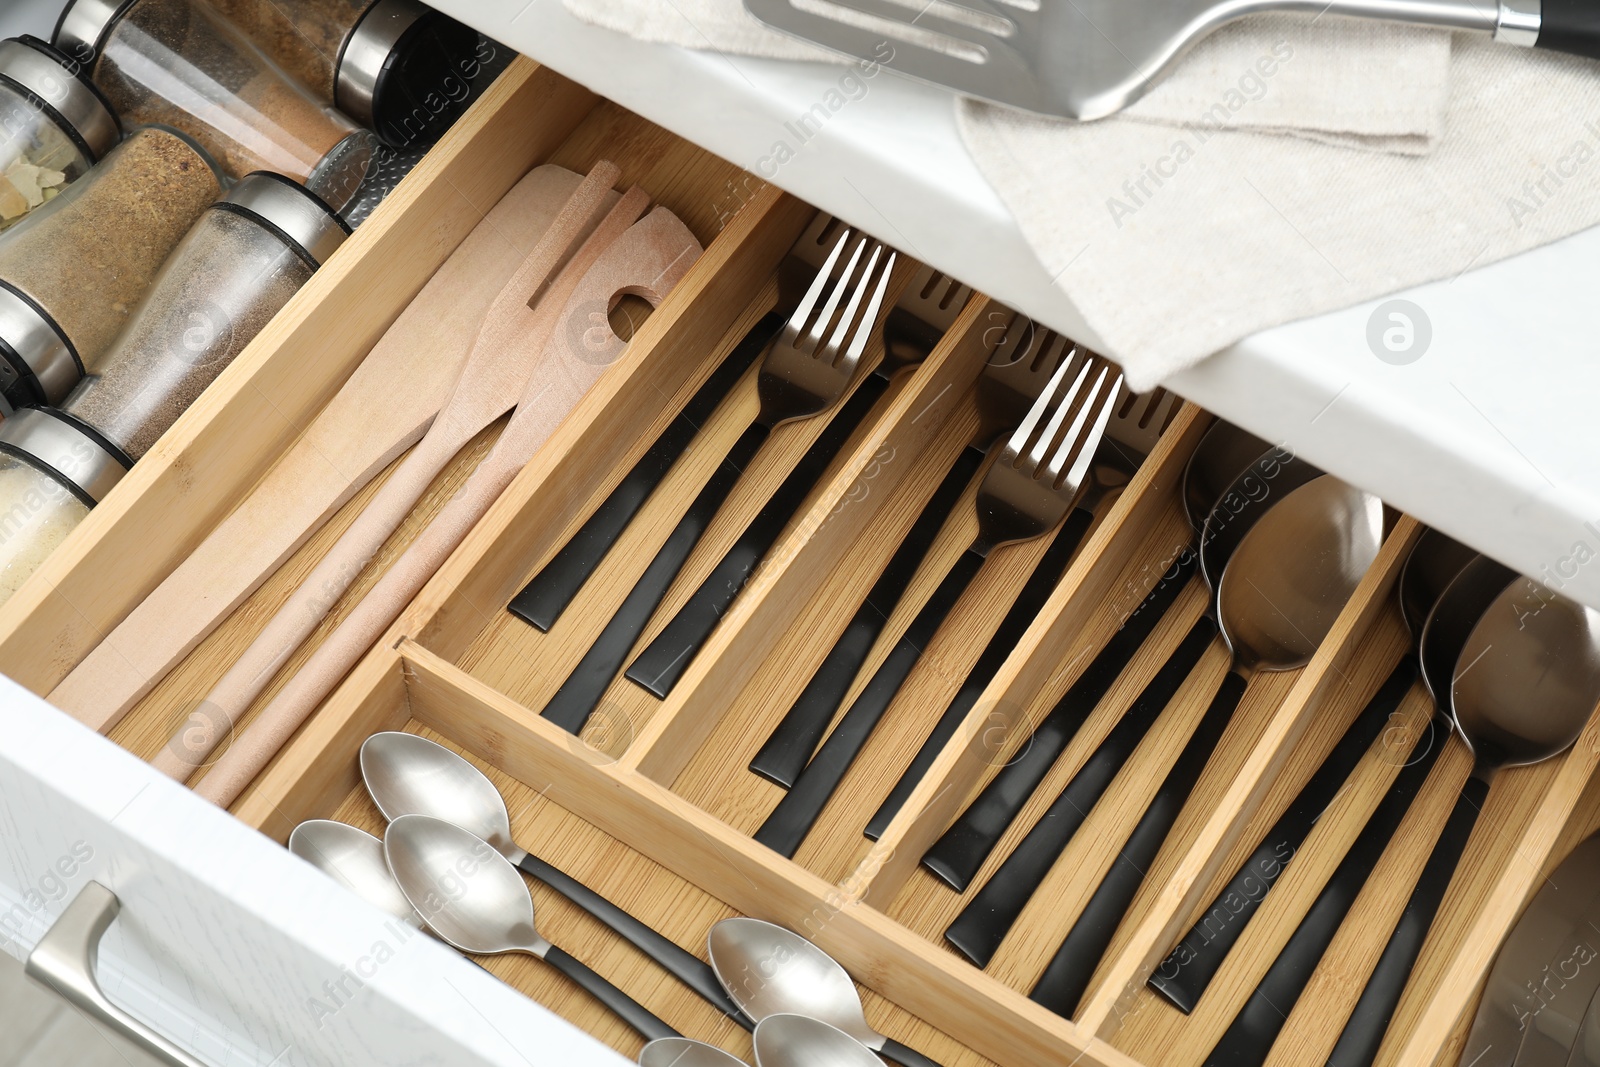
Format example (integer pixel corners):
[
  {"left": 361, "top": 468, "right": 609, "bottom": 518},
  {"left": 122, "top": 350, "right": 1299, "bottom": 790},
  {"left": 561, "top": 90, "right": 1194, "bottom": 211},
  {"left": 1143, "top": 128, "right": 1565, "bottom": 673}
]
[
  {"left": 383, "top": 814, "right": 679, "bottom": 1041},
  {"left": 360, "top": 731, "right": 743, "bottom": 1022},
  {"left": 289, "top": 820, "right": 421, "bottom": 927},
  {"left": 641, "top": 1038, "right": 750, "bottom": 1067},
  {"left": 753, "top": 1015, "right": 886, "bottom": 1067},
  {"left": 707, "top": 918, "right": 941, "bottom": 1067},
  {"left": 1327, "top": 556, "right": 1600, "bottom": 1066}
]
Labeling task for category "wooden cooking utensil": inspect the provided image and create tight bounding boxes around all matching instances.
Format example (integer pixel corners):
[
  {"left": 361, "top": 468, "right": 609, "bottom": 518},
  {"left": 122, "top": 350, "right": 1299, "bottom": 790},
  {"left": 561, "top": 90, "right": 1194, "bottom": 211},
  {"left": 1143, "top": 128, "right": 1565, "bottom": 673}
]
[
  {"left": 150, "top": 162, "right": 633, "bottom": 780},
  {"left": 49, "top": 165, "right": 601, "bottom": 735},
  {"left": 193, "top": 204, "right": 703, "bottom": 807}
]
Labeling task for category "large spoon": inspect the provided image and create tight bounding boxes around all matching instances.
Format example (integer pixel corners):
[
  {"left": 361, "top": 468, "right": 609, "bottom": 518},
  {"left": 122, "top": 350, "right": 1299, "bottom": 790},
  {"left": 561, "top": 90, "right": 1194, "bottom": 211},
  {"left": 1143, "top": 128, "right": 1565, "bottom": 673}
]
[
  {"left": 641, "top": 1038, "right": 750, "bottom": 1067},
  {"left": 288, "top": 819, "right": 421, "bottom": 927},
  {"left": 360, "top": 731, "right": 744, "bottom": 1023},
  {"left": 753, "top": 1014, "right": 886, "bottom": 1067},
  {"left": 384, "top": 814, "right": 678, "bottom": 1041},
  {"left": 707, "top": 918, "right": 941, "bottom": 1067},
  {"left": 1326, "top": 557, "right": 1600, "bottom": 1066}
]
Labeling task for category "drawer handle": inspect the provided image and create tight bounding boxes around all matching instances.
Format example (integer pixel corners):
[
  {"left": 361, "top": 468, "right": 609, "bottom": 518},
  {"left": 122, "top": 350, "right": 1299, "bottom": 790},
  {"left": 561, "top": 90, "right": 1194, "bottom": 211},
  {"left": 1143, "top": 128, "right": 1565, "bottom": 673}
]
[{"left": 25, "top": 881, "right": 210, "bottom": 1067}]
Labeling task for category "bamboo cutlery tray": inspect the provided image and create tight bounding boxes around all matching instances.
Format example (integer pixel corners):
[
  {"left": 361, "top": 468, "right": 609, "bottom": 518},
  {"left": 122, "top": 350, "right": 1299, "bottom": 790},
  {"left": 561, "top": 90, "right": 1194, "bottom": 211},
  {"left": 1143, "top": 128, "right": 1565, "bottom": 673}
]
[{"left": 1, "top": 55, "right": 1599, "bottom": 1067}]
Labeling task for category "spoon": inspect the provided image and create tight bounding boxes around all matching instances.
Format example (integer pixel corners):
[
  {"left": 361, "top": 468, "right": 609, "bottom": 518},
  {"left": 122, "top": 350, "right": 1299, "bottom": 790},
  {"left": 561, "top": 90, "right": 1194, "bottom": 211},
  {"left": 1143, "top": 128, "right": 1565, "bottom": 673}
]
[
  {"left": 288, "top": 820, "right": 421, "bottom": 927},
  {"left": 383, "top": 814, "right": 679, "bottom": 1041},
  {"left": 753, "top": 1015, "right": 886, "bottom": 1067},
  {"left": 1567, "top": 985, "right": 1600, "bottom": 1067},
  {"left": 707, "top": 918, "right": 941, "bottom": 1067},
  {"left": 1327, "top": 556, "right": 1600, "bottom": 1066},
  {"left": 641, "top": 1038, "right": 750, "bottom": 1067},
  {"left": 360, "top": 731, "right": 744, "bottom": 1023}
]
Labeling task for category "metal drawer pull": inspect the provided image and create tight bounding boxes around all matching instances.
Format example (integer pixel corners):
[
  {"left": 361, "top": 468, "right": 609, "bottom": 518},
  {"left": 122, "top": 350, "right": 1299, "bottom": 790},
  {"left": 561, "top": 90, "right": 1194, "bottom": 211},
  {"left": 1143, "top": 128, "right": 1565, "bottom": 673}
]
[{"left": 25, "top": 881, "right": 210, "bottom": 1067}]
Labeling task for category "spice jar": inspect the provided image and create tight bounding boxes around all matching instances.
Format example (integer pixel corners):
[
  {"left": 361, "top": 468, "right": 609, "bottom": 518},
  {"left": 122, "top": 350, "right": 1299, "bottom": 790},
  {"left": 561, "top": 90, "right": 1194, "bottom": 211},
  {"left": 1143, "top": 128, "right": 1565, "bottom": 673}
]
[
  {"left": 54, "top": 0, "right": 376, "bottom": 207},
  {"left": 0, "top": 36, "right": 120, "bottom": 234},
  {"left": 0, "top": 407, "right": 130, "bottom": 605},
  {"left": 60, "top": 172, "right": 349, "bottom": 461},
  {"left": 205, "top": 0, "right": 481, "bottom": 148},
  {"left": 0, "top": 126, "right": 221, "bottom": 407}
]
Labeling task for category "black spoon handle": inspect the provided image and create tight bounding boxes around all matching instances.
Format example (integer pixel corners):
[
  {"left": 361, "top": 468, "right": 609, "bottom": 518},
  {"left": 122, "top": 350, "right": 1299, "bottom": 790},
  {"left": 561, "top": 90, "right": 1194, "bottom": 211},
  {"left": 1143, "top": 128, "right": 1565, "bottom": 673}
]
[
  {"left": 541, "top": 944, "right": 679, "bottom": 1041},
  {"left": 539, "top": 422, "right": 770, "bottom": 733},
  {"left": 917, "top": 547, "right": 1199, "bottom": 885},
  {"left": 625, "top": 373, "right": 891, "bottom": 698},
  {"left": 943, "top": 616, "right": 1218, "bottom": 968},
  {"left": 1326, "top": 765, "right": 1490, "bottom": 1067},
  {"left": 515, "top": 853, "right": 747, "bottom": 1026},
  {"left": 1148, "top": 656, "right": 1421, "bottom": 1014},
  {"left": 751, "top": 445, "right": 987, "bottom": 788},
  {"left": 754, "top": 548, "right": 987, "bottom": 858},
  {"left": 509, "top": 312, "right": 783, "bottom": 632},
  {"left": 1203, "top": 717, "right": 1445, "bottom": 1067},
  {"left": 865, "top": 508, "right": 1104, "bottom": 840},
  {"left": 1028, "top": 670, "right": 1244, "bottom": 1015},
  {"left": 879, "top": 1037, "right": 946, "bottom": 1067}
]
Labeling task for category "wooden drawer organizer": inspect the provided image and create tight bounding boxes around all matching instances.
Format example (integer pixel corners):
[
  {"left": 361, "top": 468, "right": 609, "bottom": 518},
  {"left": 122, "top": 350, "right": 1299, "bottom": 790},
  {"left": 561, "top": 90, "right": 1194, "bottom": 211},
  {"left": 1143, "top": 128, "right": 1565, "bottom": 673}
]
[{"left": 1, "top": 56, "right": 1598, "bottom": 1067}]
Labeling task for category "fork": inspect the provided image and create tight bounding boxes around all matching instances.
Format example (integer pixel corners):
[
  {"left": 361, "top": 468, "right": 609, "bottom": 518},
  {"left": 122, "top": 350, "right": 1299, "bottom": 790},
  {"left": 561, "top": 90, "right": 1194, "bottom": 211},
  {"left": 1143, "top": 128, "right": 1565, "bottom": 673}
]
[
  {"left": 537, "top": 232, "right": 895, "bottom": 731},
  {"left": 745, "top": 312, "right": 1066, "bottom": 789},
  {"left": 752, "top": 357, "right": 1123, "bottom": 858}
]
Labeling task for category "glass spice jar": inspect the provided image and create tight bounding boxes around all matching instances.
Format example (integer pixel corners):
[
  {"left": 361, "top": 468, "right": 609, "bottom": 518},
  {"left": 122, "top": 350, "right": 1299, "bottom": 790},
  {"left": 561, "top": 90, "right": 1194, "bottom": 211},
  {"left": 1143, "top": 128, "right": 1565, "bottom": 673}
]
[
  {"left": 0, "top": 36, "right": 120, "bottom": 235},
  {"left": 0, "top": 125, "right": 221, "bottom": 408},
  {"left": 54, "top": 0, "right": 376, "bottom": 208},
  {"left": 0, "top": 406, "right": 130, "bottom": 605},
  {"left": 205, "top": 0, "right": 481, "bottom": 149},
  {"left": 59, "top": 171, "right": 349, "bottom": 461}
]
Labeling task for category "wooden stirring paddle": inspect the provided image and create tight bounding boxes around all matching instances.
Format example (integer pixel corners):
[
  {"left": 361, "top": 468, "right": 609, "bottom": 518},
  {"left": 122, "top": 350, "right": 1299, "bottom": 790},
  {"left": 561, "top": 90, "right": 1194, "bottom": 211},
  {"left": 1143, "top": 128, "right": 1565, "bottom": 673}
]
[
  {"left": 194, "top": 205, "right": 703, "bottom": 807},
  {"left": 49, "top": 166, "right": 602, "bottom": 737},
  {"left": 151, "top": 161, "right": 635, "bottom": 780}
]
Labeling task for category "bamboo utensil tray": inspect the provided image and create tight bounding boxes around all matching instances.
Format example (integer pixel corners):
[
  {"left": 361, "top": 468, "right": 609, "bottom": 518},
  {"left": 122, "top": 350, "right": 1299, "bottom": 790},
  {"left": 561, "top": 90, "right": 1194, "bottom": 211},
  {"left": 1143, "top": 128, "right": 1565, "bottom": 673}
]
[{"left": 1, "top": 55, "right": 1597, "bottom": 1067}]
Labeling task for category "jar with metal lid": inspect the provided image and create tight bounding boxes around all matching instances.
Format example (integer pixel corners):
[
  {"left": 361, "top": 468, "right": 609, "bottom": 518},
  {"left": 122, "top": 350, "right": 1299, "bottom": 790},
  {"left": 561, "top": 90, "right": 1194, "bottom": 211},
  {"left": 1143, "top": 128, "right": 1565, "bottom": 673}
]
[
  {"left": 0, "top": 35, "right": 120, "bottom": 234},
  {"left": 204, "top": 0, "right": 482, "bottom": 148},
  {"left": 54, "top": 0, "right": 376, "bottom": 208},
  {"left": 59, "top": 171, "right": 349, "bottom": 461},
  {"left": 0, "top": 406, "right": 130, "bottom": 605},
  {"left": 0, "top": 126, "right": 222, "bottom": 408}
]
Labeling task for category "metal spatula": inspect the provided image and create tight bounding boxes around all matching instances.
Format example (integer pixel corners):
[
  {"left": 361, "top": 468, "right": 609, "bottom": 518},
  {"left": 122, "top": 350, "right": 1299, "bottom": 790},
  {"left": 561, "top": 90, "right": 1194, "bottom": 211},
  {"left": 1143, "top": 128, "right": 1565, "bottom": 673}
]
[{"left": 745, "top": 0, "right": 1597, "bottom": 121}]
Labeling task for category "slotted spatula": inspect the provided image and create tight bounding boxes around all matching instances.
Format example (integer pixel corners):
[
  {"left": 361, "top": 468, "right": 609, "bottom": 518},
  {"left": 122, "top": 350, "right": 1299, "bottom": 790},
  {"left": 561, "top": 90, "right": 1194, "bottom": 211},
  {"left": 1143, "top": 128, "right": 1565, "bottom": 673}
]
[{"left": 745, "top": 0, "right": 1594, "bottom": 121}]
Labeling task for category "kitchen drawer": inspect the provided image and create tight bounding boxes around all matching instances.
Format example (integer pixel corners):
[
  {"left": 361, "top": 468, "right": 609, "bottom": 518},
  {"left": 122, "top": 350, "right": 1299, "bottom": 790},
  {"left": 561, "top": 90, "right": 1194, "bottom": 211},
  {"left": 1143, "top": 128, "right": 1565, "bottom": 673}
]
[{"left": 0, "top": 52, "right": 1597, "bottom": 1067}]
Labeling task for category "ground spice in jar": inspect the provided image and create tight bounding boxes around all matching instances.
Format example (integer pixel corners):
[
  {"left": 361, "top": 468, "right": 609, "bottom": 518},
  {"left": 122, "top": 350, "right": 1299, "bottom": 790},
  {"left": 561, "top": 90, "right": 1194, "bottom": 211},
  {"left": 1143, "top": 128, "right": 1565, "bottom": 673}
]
[
  {"left": 0, "top": 452, "right": 89, "bottom": 603},
  {"left": 0, "top": 126, "right": 220, "bottom": 373},
  {"left": 206, "top": 0, "right": 370, "bottom": 101}
]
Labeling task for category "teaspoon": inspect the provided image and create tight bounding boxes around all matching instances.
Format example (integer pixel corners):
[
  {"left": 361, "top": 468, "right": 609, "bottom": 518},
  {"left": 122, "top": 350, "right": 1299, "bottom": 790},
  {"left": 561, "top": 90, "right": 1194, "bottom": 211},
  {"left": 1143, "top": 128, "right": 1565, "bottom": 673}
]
[
  {"left": 641, "top": 1038, "right": 750, "bottom": 1067},
  {"left": 753, "top": 1014, "right": 886, "bottom": 1067},
  {"left": 289, "top": 819, "right": 422, "bottom": 927},
  {"left": 384, "top": 813, "right": 679, "bottom": 1041}
]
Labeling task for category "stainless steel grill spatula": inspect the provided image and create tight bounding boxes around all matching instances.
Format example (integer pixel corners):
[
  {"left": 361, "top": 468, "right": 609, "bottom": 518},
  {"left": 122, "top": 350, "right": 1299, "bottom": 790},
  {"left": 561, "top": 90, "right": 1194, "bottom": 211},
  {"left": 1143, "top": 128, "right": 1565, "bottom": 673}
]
[{"left": 745, "top": 0, "right": 1597, "bottom": 120}]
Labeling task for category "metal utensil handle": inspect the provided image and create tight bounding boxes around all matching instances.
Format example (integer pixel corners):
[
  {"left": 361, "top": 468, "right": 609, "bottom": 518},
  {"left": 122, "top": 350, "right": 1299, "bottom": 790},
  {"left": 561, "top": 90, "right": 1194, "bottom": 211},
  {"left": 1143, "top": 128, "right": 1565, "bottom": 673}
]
[
  {"left": 879, "top": 1036, "right": 947, "bottom": 1067},
  {"left": 24, "top": 882, "right": 210, "bottom": 1067},
  {"left": 541, "top": 944, "right": 680, "bottom": 1042}
]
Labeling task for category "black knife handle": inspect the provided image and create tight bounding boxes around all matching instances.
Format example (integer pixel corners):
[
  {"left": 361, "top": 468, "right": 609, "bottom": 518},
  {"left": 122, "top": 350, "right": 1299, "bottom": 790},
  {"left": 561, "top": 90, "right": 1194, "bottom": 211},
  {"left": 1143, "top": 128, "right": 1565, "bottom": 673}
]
[
  {"left": 864, "top": 508, "right": 1103, "bottom": 840},
  {"left": 625, "top": 374, "right": 891, "bottom": 698},
  {"left": 1148, "top": 655, "right": 1421, "bottom": 1014},
  {"left": 943, "top": 615, "right": 1218, "bottom": 968},
  {"left": 917, "top": 546, "right": 1199, "bottom": 885},
  {"left": 1326, "top": 766, "right": 1489, "bottom": 1067},
  {"left": 540, "top": 422, "right": 769, "bottom": 732},
  {"left": 541, "top": 944, "right": 679, "bottom": 1041},
  {"left": 1028, "top": 669, "right": 1244, "bottom": 1015},
  {"left": 509, "top": 312, "right": 782, "bottom": 632},
  {"left": 750, "top": 445, "right": 986, "bottom": 788},
  {"left": 753, "top": 548, "right": 986, "bottom": 858},
  {"left": 516, "top": 852, "right": 747, "bottom": 1026},
  {"left": 1202, "top": 716, "right": 1445, "bottom": 1067},
  {"left": 879, "top": 1037, "right": 947, "bottom": 1067}
]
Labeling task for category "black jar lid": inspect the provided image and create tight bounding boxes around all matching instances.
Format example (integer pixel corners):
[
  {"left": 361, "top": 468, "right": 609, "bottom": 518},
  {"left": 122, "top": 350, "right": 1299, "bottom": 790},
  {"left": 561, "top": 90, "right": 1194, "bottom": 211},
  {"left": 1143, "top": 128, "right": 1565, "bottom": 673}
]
[
  {"left": 0, "top": 36, "right": 121, "bottom": 163},
  {"left": 336, "top": 0, "right": 480, "bottom": 149},
  {"left": 0, "top": 406, "right": 131, "bottom": 507},
  {"left": 214, "top": 172, "right": 353, "bottom": 268},
  {"left": 51, "top": 0, "right": 139, "bottom": 67},
  {"left": 0, "top": 280, "right": 81, "bottom": 407}
]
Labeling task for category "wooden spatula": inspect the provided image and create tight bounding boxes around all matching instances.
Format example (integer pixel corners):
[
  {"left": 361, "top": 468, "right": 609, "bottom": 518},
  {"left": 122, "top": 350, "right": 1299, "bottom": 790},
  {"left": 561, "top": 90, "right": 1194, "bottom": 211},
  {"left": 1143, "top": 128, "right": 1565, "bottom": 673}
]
[
  {"left": 150, "top": 162, "right": 634, "bottom": 780},
  {"left": 49, "top": 165, "right": 601, "bottom": 735},
  {"left": 194, "top": 205, "right": 704, "bottom": 807}
]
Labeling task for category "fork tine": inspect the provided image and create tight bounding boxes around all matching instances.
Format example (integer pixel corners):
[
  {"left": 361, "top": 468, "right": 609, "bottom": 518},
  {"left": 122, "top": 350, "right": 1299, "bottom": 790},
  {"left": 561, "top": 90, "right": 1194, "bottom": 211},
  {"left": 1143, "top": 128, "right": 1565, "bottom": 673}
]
[
  {"left": 1051, "top": 369, "right": 1121, "bottom": 490},
  {"left": 1002, "top": 348, "right": 1075, "bottom": 462},
  {"left": 839, "top": 249, "right": 896, "bottom": 375},
  {"left": 825, "top": 243, "right": 884, "bottom": 360},
  {"left": 805, "top": 238, "right": 867, "bottom": 349},
  {"left": 789, "top": 229, "right": 851, "bottom": 340},
  {"left": 1024, "top": 356, "right": 1091, "bottom": 471}
]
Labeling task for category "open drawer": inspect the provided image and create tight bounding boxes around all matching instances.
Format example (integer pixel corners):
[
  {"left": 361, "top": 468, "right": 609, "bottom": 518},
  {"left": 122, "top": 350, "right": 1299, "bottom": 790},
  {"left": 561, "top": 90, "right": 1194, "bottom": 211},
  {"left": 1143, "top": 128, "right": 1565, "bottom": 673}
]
[{"left": 0, "top": 54, "right": 1597, "bottom": 1067}]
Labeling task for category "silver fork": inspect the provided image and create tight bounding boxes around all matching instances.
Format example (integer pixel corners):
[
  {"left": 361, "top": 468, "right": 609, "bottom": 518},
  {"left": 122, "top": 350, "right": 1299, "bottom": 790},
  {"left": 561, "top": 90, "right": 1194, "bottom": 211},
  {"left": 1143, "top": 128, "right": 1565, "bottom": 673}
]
[
  {"left": 753, "top": 356, "right": 1123, "bottom": 858},
  {"left": 538, "top": 232, "right": 895, "bottom": 733}
]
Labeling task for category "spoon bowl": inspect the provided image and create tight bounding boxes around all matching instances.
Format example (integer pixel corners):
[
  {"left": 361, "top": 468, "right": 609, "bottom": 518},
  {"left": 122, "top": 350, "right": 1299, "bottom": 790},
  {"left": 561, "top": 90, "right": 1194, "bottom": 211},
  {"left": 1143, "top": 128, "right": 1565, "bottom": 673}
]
[
  {"left": 362, "top": 732, "right": 520, "bottom": 858},
  {"left": 1398, "top": 528, "right": 1478, "bottom": 639},
  {"left": 288, "top": 819, "right": 421, "bottom": 927},
  {"left": 753, "top": 1015, "right": 884, "bottom": 1067},
  {"left": 640, "top": 1038, "right": 749, "bottom": 1067},
  {"left": 1181, "top": 420, "right": 1271, "bottom": 533}
]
